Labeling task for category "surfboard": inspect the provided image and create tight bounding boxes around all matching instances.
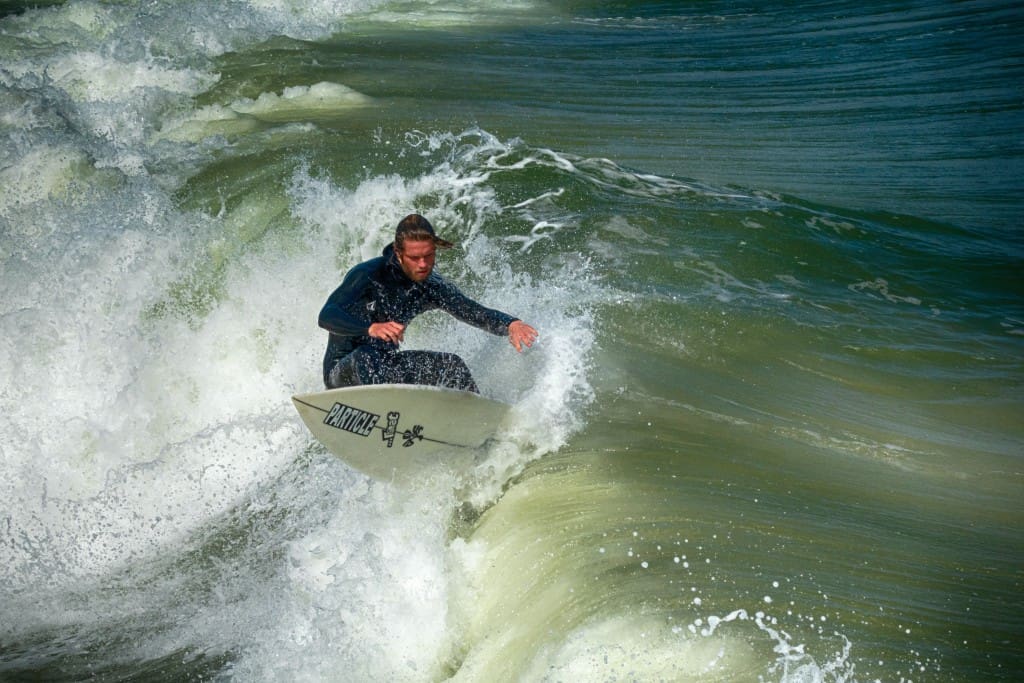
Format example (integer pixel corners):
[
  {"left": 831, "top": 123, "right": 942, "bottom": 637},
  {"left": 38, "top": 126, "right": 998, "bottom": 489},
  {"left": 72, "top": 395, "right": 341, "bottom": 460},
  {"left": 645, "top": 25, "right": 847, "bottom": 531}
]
[{"left": 291, "top": 384, "right": 510, "bottom": 481}]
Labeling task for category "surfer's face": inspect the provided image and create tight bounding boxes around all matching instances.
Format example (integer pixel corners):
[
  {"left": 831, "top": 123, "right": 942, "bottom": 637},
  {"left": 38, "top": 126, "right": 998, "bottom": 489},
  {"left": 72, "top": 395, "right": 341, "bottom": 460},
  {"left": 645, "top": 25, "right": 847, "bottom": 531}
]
[{"left": 396, "top": 239, "right": 436, "bottom": 282}]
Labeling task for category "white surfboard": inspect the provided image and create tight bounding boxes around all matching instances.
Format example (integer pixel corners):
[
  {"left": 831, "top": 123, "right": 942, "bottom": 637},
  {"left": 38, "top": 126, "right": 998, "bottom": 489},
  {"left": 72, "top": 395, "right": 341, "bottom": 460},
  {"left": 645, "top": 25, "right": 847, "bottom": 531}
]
[{"left": 291, "top": 384, "right": 510, "bottom": 481}]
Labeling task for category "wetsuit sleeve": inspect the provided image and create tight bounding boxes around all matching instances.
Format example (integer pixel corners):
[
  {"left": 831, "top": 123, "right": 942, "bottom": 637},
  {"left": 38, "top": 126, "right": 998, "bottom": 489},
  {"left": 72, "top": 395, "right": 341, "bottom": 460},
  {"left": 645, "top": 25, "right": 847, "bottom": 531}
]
[
  {"left": 318, "top": 265, "right": 373, "bottom": 336},
  {"left": 431, "top": 278, "right": 517, "bottom": 336}
]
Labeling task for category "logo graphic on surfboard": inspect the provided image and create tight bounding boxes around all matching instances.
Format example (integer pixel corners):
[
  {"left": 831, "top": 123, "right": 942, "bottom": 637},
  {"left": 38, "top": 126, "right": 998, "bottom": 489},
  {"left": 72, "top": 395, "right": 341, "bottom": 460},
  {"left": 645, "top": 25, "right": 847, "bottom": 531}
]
[
  {"left": 323, "top": 402, "right": 424, "bottom": 448},
  {"left": 323, "top": 402, "right": 380, "bottom": 437},
  {"left": 382, "top": 411, "right": 399, "bottom": 447}
]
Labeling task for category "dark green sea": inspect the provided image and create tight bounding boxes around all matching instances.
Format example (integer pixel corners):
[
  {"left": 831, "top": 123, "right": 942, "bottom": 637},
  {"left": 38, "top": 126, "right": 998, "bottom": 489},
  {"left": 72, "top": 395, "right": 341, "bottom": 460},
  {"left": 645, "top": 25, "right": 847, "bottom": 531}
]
[{"left": 1, "top": 1, "right": 1021, "bottom": 681}]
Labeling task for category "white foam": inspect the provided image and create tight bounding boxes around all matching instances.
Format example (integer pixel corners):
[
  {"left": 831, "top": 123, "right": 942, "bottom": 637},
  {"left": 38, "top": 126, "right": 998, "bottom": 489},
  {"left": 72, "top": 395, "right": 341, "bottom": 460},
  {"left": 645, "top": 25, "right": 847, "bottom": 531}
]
[
  {"left": 230, "top": 480, "right": 460, "bottom": 681},
  {"left": 0, "top": 144, "right": 91, "bottom": 213},
  {"left": 45, "top": 52, "right": 215, "bottom": 103},
  {"left": 233, "top": 82, "right": 372, "bottom": 116},
  {"left": 696, "top": 608, "right": 856, "bottom": 682},
  {"left": 156, "top": 81, "right": 372, "bottom": 143},
  {"left": 0, "top": 193, "right": 313, "bottom": 587}
]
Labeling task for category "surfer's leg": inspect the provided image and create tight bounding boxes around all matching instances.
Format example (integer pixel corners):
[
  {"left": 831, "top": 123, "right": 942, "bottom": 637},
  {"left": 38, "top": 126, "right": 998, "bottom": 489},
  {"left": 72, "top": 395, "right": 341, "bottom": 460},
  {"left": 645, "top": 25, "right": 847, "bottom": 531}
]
[
  {"left": 327, "top": 347, "right": 391, "bottom": 388},
  {"left": 395, "top": 350, "right": 479, "bottom": 393},
  {"left": 326, "top": 353, "right": 361, "bottom": 388}
]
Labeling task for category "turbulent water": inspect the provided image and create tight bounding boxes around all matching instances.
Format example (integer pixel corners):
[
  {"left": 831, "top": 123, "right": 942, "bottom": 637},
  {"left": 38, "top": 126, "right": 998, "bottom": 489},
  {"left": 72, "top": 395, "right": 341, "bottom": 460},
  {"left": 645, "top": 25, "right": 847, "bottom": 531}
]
[{"left": 1, "top": 1, "right": 1021, "bottom": 681}]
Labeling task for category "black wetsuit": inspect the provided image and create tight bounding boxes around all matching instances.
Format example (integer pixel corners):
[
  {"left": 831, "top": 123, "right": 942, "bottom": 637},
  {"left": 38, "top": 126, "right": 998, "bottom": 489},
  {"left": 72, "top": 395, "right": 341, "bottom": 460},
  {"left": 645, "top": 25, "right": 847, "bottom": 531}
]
[{"left": 318, "top": 244, "right": 516, "bottom": 392}]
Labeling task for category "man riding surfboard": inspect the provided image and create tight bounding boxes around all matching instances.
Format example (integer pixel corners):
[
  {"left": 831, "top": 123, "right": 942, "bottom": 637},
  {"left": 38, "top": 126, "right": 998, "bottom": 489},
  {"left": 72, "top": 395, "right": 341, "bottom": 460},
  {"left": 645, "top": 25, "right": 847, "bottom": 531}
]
[{"left": 318, "top": 214, "right": 538, "bottom": 393}]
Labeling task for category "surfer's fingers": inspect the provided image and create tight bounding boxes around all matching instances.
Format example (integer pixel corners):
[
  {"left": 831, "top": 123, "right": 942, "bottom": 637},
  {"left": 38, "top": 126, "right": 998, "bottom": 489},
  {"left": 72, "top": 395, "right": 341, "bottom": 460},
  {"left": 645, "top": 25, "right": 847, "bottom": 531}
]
[
  {"left": 370, "top": 321, "right": 405, "bottom": 342},
  {"left": 508, "top": 322, "right": 537, "bottom": 352}
]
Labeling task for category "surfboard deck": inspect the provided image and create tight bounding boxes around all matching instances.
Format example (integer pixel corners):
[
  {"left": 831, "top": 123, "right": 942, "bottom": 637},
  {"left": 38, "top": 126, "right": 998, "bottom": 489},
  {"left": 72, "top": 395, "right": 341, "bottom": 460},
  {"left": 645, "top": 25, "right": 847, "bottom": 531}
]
[{"left": 291, "top": 384, "right": 510, "bottom": 480}]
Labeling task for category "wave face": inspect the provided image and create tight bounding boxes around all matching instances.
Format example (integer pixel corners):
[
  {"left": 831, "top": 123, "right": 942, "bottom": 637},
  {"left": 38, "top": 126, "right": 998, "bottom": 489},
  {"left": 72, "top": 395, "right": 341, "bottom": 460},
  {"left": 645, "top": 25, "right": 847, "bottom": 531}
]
[{"left": 1, "top": 1, "right": 1021, "bottom": 680}]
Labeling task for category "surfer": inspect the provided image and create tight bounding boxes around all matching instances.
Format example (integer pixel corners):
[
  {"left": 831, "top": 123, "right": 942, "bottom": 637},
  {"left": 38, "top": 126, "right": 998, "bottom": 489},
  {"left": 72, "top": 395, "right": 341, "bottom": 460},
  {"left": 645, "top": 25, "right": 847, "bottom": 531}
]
[{"left": 318, "top": 213, "right": 539, "bottom": 393}]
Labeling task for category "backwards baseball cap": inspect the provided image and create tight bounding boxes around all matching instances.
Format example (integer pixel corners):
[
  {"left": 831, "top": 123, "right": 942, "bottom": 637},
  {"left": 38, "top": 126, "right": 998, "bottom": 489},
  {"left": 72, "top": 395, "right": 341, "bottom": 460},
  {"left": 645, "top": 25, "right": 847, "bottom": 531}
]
[{"left": 394, "top": 213, "right": 455, "bottom": 250}]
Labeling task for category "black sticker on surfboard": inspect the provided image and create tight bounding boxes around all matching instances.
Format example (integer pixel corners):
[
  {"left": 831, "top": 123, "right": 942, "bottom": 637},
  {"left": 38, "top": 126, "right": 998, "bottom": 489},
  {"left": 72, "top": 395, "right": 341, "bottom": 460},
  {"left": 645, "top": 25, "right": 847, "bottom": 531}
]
[{"left": 323, "top": 402, "right": 380, "bottom": 437}]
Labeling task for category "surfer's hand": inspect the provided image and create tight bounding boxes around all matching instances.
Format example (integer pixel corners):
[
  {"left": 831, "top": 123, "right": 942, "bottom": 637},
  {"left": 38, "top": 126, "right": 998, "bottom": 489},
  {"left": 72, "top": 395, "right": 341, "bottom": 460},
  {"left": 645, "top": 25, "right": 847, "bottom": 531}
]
[
  {"left": 369, "top": 321, "right": 405, "bottom": 344},
  {"left": 508, "top": 320, "right": 538, "bottom": 353}
]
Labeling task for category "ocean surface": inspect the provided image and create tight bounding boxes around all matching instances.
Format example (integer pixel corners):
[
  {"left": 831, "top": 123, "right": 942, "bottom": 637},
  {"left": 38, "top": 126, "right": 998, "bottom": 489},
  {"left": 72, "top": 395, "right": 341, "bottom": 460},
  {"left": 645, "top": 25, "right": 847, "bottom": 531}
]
[{"left": 1, "top": 1, "right": 1021, "bottom": 681}]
